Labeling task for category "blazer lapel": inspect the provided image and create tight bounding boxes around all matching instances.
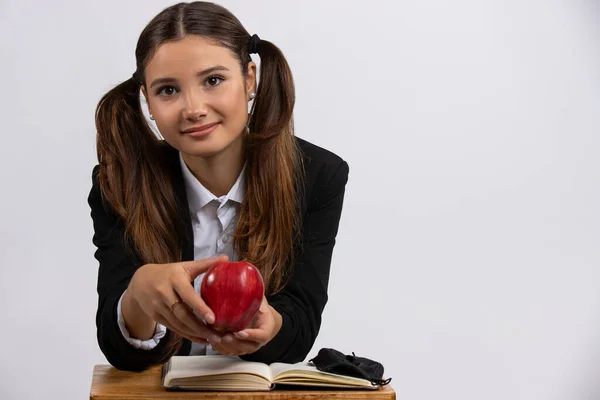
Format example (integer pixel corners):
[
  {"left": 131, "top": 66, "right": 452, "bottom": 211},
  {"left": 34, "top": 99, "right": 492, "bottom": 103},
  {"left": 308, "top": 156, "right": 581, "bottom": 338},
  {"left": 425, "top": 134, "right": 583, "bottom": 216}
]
[
  {"left": 165, "top": 145, "right": 194, "bottom": 263},
  {"left": 165, "top": 144, "right": 194, "bottom": 356}
]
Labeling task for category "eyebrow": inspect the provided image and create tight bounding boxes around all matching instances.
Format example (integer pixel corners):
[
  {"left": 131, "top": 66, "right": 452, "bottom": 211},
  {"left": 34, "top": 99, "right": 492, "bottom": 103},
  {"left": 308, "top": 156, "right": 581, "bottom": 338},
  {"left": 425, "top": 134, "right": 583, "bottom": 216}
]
[{"left": 149, "top": 65, "right": 230, "bottom": 88}]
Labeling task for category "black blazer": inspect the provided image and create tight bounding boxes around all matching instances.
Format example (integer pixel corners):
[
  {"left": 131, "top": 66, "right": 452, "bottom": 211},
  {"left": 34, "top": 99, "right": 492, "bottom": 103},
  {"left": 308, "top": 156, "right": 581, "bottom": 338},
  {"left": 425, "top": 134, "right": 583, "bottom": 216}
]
[{"left": 88, "top": 137, "right": 349, "bottom": 372}]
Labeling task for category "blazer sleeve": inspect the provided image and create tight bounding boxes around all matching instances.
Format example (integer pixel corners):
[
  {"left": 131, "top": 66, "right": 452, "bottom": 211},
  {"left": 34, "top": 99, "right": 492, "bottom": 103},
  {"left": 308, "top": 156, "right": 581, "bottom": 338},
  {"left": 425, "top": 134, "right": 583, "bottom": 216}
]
[
  {"left": 88, "top": 165, "right": 176, "bottom": 371},
  {"left": 240, "top": 159, "right": 350, "bottom": 364}
]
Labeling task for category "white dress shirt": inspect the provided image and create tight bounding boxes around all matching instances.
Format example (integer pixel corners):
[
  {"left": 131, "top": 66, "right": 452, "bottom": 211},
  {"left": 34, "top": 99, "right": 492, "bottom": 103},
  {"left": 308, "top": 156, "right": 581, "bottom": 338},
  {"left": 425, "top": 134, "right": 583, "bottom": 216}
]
[{"left": 116, "top": 152, "right": 246, "bottom": 355}]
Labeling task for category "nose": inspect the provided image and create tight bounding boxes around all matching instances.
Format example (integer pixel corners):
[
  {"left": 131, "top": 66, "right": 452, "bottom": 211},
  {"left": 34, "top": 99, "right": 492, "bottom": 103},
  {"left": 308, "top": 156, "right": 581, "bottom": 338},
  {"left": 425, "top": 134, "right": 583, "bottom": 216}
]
[{"left": 181, "top": 89, "right": 208, "bottom": 121}]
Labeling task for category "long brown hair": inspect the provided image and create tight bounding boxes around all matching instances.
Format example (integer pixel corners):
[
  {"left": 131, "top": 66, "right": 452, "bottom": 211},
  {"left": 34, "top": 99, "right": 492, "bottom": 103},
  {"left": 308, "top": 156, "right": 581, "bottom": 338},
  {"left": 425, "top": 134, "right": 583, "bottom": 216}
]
[{"left": 95, "top": 1, "right": 303, "bottom": 355}]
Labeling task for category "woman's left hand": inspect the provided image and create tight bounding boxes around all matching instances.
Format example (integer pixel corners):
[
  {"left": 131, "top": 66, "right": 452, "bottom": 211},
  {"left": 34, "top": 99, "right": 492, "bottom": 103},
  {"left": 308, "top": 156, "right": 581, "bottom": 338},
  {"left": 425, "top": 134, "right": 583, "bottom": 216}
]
[{"left": 210, "top": 296, "right": 282, "bottom": 356}]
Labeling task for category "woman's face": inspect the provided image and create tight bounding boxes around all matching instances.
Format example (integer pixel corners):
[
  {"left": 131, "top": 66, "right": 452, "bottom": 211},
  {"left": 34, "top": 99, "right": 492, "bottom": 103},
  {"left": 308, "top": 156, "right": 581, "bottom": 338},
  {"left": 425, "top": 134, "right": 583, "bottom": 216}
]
[{"left": 142, "top": 35, "right": 256, "bottom": 158}]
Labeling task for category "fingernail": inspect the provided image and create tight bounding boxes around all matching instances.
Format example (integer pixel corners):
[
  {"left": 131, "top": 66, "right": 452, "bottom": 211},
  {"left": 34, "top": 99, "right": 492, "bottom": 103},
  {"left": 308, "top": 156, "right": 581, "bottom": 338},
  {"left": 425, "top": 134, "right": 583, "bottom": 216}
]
[
  {"left": 210, "top": 334, "right": 221, "bottom": 344},
  {"left": 235, "top": 331, "right": 249, "bottom": 339},
  {"left": 224, "top": 335, "right": 233, "bottom": 343},
  {"left": 205, "top": 312, "right": 215, "bottom": 324}
]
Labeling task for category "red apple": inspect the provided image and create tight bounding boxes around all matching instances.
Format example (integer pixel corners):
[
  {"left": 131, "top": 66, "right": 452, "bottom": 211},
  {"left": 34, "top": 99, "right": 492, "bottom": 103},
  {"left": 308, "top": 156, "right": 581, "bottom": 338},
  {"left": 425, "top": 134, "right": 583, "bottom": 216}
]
[{"left": 200, "top": 261, "right": 264, "bottom": 332}]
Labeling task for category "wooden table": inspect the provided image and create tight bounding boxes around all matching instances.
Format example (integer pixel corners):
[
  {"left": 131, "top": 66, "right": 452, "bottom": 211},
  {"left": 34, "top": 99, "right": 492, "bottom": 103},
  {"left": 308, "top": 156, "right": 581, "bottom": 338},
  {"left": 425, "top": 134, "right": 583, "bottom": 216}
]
[{"left": 90, "top": 364, "right": 396, "bottom": 399}]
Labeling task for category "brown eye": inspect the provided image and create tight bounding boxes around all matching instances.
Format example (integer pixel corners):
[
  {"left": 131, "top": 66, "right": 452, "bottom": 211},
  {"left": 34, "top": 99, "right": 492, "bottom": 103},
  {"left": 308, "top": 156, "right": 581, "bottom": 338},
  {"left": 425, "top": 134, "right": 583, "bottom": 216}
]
[
  {"left": 157, "top": 86, "right": 178, "bottom": 96},
  {"left": 206, "top": 76, "right": 224, "bottom": 87}
]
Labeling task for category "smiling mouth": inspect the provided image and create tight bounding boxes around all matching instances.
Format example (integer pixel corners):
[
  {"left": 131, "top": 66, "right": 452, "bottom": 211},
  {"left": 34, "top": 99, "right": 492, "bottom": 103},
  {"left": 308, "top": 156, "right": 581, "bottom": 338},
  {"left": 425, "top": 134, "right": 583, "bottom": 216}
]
[
  {"left": 181, "top": 122, "right": 220, "bottom": 138},
  {"left": 182, "top": 122, "right": 220, "bottom": 134}
]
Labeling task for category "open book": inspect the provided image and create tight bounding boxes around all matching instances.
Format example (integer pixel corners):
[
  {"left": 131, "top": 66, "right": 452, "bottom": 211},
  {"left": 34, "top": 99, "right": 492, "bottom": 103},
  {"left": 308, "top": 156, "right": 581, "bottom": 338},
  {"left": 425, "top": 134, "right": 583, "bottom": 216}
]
[{"left": 161, "top": 355, "right": 380, "bottom": 391}]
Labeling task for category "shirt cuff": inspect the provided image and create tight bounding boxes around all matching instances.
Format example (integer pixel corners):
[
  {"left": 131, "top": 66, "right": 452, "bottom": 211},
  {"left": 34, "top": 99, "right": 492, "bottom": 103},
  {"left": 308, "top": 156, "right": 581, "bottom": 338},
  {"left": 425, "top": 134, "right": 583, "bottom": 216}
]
[{"left": 117, "top": 290, "right": 167, "bottom": 350}]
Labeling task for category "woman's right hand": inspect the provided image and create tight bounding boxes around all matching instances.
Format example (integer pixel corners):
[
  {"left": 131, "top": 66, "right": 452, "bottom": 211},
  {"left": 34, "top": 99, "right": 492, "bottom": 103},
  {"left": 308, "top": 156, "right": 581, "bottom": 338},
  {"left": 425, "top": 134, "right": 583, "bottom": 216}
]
[{"left": 121, "top": 255, "right": 228, "bottom": 346}]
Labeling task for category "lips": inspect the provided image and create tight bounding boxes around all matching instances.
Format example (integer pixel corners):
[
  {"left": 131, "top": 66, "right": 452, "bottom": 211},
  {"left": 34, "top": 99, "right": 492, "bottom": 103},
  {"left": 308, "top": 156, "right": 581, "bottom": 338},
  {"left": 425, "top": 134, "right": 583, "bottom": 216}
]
[
  {"left": 182, "top": 122, "right": 220, "bottom": 134},
  {"left": 181, "top": 122, "right": 220, "bottom": 138}
]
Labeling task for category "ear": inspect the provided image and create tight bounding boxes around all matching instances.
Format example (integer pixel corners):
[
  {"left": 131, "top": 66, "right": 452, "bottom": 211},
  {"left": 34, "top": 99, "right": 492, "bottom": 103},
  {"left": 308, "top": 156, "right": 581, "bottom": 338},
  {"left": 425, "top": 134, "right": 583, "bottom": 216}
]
[
  {"left": 141, "top": 86, "right": 152, "bottom": 116},
  {"left": 245, "top": 61, "right": 257, "bottom": 99}
]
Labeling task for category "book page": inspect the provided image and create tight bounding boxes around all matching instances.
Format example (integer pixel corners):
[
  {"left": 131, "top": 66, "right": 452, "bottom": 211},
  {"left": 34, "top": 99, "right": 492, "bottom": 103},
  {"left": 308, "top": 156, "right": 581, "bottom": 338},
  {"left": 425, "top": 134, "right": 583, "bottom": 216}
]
[
  {"left": 166, "top": 355, "right": 273, "bottom": 381},
  {"left": 270, "top": 362, "right": 375, "bottom": 388},
  {"left": 269, "top": 361, "right": 314, "bottom": 378}
]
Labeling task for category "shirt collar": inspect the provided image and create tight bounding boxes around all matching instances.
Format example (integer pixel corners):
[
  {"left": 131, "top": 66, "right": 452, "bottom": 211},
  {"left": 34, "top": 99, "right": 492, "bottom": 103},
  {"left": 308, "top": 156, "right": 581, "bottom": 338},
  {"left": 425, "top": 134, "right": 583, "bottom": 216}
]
[{"left": 179, "top": 152, "right": 246, "bottom": 214}]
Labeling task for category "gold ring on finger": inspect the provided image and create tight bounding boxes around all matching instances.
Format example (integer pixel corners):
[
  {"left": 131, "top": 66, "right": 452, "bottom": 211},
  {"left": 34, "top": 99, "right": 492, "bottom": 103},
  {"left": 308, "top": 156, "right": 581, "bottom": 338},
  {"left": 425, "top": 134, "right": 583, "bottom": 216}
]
[{"left": 170, "top": 299, "right": 183, "bottom": 313}]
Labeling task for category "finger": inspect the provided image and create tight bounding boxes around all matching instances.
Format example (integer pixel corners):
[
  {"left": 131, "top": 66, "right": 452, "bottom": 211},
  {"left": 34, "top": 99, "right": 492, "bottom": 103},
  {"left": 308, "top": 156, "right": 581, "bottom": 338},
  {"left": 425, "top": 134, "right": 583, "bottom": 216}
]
[
  {"left": 233, "top": 328, "right": 271, "bottom": 344},
  {"left": 222, "top": 333, "right": 262, "bottom": 353},
  {"left": 172, "top": 276, "right": 218, "bottom": 325},
  {"left": 180, "top": 255, "right": 229, "bottom": 280},
  {"left": 233, "top": 307, "right": 273, "bottom": 344},
  {"left": 155, "top": 308, "right": 201, "bottom": 340},
  {"left": 171, "top": 301, "right": 223, "bottom": 342},
  {"left": 212, "top": 336, "right": 262, "bottom": 356},
  {"left": 154, "top": 298, "right": 216, "bottom": 342},
  {"left": 211, "top": 343, "right": 235, "bottom": 356},
  {"left": 154, "top": 314, "right": 209, "bottom": 345}
]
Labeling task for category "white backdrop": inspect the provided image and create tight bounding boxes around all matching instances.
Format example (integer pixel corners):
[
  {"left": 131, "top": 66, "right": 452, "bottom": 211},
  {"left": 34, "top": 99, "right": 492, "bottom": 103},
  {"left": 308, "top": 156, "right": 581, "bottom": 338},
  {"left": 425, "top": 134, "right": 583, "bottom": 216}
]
[{"left": 1, "top": 0, "right": 599, "bottom": 399}]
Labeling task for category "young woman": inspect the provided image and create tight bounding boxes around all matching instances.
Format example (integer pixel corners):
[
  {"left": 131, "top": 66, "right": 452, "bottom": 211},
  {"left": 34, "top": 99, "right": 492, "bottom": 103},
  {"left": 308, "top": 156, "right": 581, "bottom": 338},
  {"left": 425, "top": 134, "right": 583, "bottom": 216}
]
[{"left": 88, "top": 1, "right": 349, "bottom": 372}]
